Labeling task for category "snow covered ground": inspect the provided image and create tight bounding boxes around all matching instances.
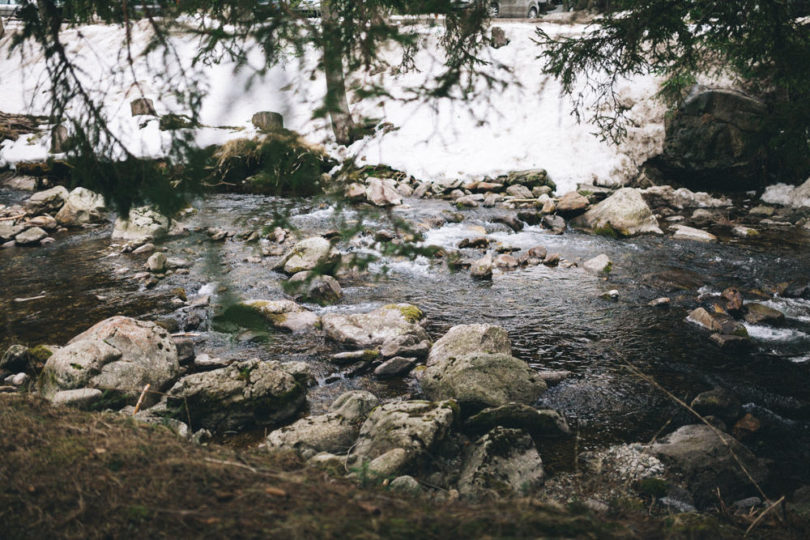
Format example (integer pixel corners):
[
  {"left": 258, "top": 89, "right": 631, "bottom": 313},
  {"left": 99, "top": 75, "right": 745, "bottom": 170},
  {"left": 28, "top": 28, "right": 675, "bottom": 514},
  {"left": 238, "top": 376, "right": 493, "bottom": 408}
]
[{"left": 0, "top": 17, "right": 669, "bottom": 194}]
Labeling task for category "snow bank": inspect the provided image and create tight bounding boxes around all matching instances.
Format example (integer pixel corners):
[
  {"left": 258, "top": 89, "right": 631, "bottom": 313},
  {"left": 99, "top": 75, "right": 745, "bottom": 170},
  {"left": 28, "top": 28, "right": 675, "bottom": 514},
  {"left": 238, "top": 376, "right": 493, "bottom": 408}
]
[
  {"left": 0, "top": 18, "right": 668, "bottom": 194},
  {"left": 762, "top": 178, "right": 810, "bottom": 208}
]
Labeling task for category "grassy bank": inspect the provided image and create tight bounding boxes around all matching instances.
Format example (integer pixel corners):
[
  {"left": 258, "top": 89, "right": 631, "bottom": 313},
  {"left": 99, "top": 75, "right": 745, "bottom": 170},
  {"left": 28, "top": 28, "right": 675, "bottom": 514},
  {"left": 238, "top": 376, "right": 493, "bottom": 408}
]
[{"left": 0, "top": 393, "right": 792, "bottom": 539}]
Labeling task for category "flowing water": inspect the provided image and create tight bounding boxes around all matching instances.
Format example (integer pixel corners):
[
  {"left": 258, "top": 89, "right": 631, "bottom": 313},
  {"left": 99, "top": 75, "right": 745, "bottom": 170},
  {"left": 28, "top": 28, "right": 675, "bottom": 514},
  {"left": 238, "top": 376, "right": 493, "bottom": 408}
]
[{"left": 3, "top": 188, "right": 810, "bottom": 491}]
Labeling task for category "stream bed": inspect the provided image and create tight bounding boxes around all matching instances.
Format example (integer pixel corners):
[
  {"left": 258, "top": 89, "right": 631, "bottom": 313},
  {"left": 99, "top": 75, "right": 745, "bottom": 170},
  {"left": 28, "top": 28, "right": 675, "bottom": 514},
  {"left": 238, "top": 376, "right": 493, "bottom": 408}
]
[{"left": 3, "top": 188, "right": 810, "bottom": 493}]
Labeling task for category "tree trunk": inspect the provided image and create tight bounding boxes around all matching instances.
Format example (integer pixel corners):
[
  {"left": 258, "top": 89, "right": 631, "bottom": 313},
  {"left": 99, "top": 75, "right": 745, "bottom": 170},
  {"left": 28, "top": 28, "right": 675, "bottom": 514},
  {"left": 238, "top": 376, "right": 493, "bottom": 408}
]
[
  {"left": 321, "top": 1, "right": 355, "bottom": 145},
  {"left": 0, "top": 17, "right": 5, "bottom": 39}
]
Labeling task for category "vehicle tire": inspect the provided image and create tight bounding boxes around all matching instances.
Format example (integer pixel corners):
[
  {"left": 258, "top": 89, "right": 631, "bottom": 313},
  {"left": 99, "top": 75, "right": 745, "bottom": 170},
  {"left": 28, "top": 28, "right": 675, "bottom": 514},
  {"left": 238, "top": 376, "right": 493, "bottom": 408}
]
[
  {"left": 488, "top": 2, "right": 499, "bottom": 18},
  {"left": 528, "top": 6, "right": 538, "bottom": 18}
]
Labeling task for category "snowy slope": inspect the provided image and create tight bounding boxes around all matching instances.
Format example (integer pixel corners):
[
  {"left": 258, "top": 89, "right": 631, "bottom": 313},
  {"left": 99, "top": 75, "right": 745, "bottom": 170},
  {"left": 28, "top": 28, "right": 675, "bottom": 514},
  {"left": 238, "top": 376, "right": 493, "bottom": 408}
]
[{"left": 0, "top": 17, "right": 668, "bottom": 194}]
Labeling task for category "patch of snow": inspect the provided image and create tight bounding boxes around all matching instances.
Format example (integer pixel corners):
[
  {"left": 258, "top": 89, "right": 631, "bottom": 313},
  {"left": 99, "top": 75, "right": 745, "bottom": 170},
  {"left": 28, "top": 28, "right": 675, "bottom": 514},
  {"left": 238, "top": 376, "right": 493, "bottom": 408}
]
[
  {"left": 0, "top": 19, "right": 675, "bottom": 193},
  {"left": 761, "top": 177, "right": 810, "bottom": 208}
]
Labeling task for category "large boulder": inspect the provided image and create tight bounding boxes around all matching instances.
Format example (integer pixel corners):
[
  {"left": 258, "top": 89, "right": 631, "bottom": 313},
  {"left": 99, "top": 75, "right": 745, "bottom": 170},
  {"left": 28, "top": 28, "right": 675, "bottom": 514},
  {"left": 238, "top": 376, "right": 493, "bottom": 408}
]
[
  {"left": 112, "top": 206, "right": 170, "bottom": 243},
  {"left": 24, "top": 186, "right": 69, "bottom": 215},
  {"left": 166, "top": 358, "right": 306, "bottom": 431},
  {"left": 420, "top": 353, "right": 547, "bottom": 412},
  {"left": 427, "top": 324, "right": 511, "bottom": 367},
  {"left": 645, "top": 424, "right": 769, "bottom": 508},
  {"left": 321, "top": 304, "right": 429, "bottom": 348},
  {"left": 458, "top": 427, "right": 545, "bottom": 499},
  {"left": 40, "top": 316, "right": 179, "bottom": 406},
  {"left": 572, "top": 188, "right": 662, "bottom": 237},
  {"left": 266, "top": 390, "right": 379, "bottom": 458},
  {"left": 651, "top": 89, "right": 769, "bottom": 191},
  {"left": 55, "top": 187, "right": 106, "bottom": 227},
  {"left": 276, "top": 236, "right": 339, "bottom": 275},
  {"left": 348, "top": 400, "right": 457, "bottom": 476}
]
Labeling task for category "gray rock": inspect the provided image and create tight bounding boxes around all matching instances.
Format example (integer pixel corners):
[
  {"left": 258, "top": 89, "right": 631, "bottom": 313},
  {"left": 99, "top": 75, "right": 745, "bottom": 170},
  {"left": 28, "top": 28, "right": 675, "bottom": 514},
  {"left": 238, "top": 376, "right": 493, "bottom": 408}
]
[
  {"left": 580, "top": 443, "right": 665, "bottom": 484},
  {"left": 572, "top": 188, "right": 662, "bottom": 236},
  {"left": 505, "top": 184, "right": 533, "bottom": 199},
  {"left": 366, "top": 177, "right": 402, "bottom": 207},
  {"left": 380, "top": 335, "right": 430, "bottom": 360},
  {"left": 112, "top": 206, "right": 170, "bottom": 243},
  {"left": 421, "top": 353, "right": 547, "bottom": 411},
  {"left": 641, "top": 185, "right": 732, "bottom": 210},
  {"left": 671, "top": 224, "right": 717, "bottom": 243},
  {"left": 464, "top": 404, "right": 570, "bottom": 439},
  {"left": 243, "top": 299, "right": 320, "bottom": 333},
  {"left": 504, "top": 169, "right": 554, "bottom": 189},
  {"left": 374, "top": 357, "right": 416, "bottom": 378},
  {"left": 50, "top": 388, "right": 104, "bottom": 409},
  {"left": 321, "top": 304, "right": 428, "bottom": 348},
  {"left": 541, "top": 214, "right": 566, "bottom": 234},
  {"left": 470, "top": 253, "right": 493, "bottom": 280},
  {"left": 349, "top": 400, "right": 457, "bottom": 476},
  {"left": 193, "top": 354, "right": 232, "bottom": 370},
  {"left": 427, "top": 324, "right": 511, "bottom": 367},
  {"left": 287, "top": 271, "right": 342, "bottom": 305},
  {"left": 14, "top": 227, "right": 48, "bottom": 246},
  {"left": 583, "top": 254, "right": 612, "bottom": 274},
  {"left": 266, "top": 391, "right": 378, "bottom": 458},
  {"left": 251, "top": 111, "right": 284, "bottom": 132},
  {"left": 54, "top": 187, "right": 106, "bottom": 227},
  {"left": 389, "top": 475, "right": 422, "bottom": 494},
  {"left": 40, "top": 316, "right": 179, "bottom": 407},
  {"left": 25, "top": 186, "right": 69, "bottom": 215},
  {"left": 0, "top": 223, "right": 25, "bottom": 243},
  {"left": 24, "top": 215, "right": 58, "bottom": 231},
  {"left": 1, "top": 345, "right": 29, "bottom": 372},
  {"left": 645, "top": 424, "right": 768, "bottom": 507},
  {"left": 146, "top": 252, "right": 168, "bottom": 273},
  {"left": 458, "top": 427, "right": 545, "bottom": 499},
  {"left": 166, "top": 358, "right": 305, "bottom": 431},
  {"left": 276, "top": 236, "right": 339, "bottom": 275}
]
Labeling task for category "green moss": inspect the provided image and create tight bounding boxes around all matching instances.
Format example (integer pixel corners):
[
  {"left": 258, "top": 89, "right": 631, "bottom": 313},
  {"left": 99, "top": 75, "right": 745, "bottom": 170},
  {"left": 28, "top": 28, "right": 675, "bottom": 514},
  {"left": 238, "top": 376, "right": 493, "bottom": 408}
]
[
  {"left": 636, "top": 477, "right": 668, "bottom": 498},
  {"left": 384, "top": 304, "right": 424, "bottom": 323},
  {"left": 593, "top": 223, "right": 619, "bottom": 238},
  {"left": 732, "top": 326, "right": 750, "bottom": 338},
  {"left": 28, "top": 344, "right": 54, "bottom": 363}
]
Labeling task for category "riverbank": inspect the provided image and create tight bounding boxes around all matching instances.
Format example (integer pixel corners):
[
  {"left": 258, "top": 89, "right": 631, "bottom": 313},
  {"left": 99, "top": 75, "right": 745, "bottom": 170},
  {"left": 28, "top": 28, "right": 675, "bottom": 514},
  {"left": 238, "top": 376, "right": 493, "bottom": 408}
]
[{"left": 3, "top": 392, "right": 800, "bottom": 539}]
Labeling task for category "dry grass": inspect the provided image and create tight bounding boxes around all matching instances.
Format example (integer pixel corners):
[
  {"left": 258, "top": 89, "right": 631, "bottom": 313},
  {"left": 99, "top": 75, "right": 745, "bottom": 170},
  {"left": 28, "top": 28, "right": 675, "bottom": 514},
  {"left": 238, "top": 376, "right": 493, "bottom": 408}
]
[{"left": 1, "top": 393, "right": 800, "bottom": 539}]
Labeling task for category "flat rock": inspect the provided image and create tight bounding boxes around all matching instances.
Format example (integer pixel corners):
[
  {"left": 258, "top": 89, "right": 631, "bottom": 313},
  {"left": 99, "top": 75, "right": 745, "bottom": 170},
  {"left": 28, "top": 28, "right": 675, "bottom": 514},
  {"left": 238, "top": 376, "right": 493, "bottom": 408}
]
[
  {"left": 321, "top": 304, "right": 428, "bottom": 348},
  {"left": 14, "top": 227, "right": 48, "bottom": 245},
  {"left": 25, "top": 186, "right": 68, "bottom": 215},
  {"left": 744, "top": 303, "right": 785, "bottom": 325},
  {"left": 671, "top": 225, "right": 717, "bottom": 242},
  {"left": 374, "top": 357, "right": 416, "bottom": 378},
  {"left": 166, "top": 358, "right": 305, "bottom": 431},
  {"left": 50, "top": 388, "right": 103, "bottom": 409},
  {"left": 243, "top": 299, "right": 320, "bottom": 333},
  {"left": 276, "top": 236, "right": 339, "bottom": 275}
]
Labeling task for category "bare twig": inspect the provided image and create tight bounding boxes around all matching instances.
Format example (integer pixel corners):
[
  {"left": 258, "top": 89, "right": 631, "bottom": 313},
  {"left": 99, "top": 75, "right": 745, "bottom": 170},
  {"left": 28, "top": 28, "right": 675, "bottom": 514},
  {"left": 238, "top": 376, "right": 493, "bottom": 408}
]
[
  {"left": 132, "top": 384, "right": 151, "bottom": 415},
  {"left": 745, "top": 496, "right": 785, "bottom": 536}
]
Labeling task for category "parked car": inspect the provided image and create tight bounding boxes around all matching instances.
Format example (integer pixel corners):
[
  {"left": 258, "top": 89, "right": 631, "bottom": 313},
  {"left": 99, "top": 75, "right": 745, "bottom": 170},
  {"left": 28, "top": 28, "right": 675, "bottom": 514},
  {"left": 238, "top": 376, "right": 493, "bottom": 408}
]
[
  {"left": 455, "top": 1, "right": 547, "bottom": 18},
  {"left": 0, "top": 0, "right": 22, "bottom": 19}
]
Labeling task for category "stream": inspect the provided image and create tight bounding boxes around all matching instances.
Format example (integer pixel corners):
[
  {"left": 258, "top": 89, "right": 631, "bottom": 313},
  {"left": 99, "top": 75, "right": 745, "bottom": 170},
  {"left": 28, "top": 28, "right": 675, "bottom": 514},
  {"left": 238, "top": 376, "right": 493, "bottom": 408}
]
[{"left": 3, "top": 188, "right": 810, "bottom": 493}]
